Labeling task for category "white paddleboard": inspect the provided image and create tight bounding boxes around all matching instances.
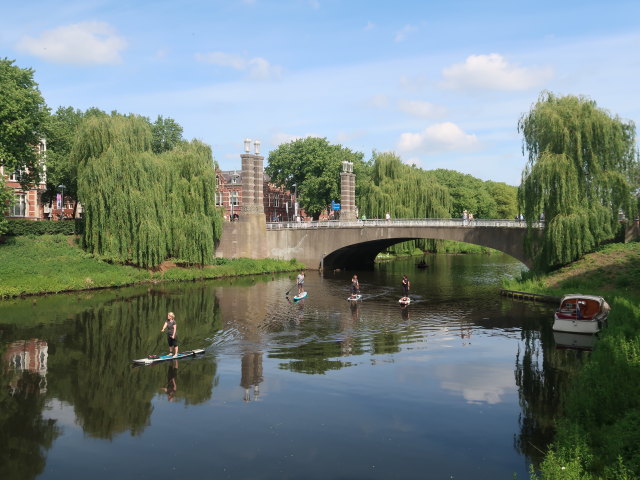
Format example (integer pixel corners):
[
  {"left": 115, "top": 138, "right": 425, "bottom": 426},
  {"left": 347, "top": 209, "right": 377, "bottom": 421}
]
[
  {"left": 399, "top": 297, "right": 411, "bottom": 305},
  {"left": 347, "top": 295, "right": 362, "bottom": 301},
  {"left": 293, "top": 291, "right": 308, "bottom": 301}
]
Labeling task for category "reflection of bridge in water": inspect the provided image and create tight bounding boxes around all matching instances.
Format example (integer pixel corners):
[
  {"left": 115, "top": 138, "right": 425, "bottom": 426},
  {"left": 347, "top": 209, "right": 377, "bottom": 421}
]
[{"left": 218, "top": 217, "right": 542, "bottom": 270}]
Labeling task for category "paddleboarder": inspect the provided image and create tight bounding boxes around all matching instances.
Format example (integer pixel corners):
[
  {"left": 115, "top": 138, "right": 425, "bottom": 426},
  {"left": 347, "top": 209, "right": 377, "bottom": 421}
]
[
  {"left": 161, "top": 312, "right": 179, "bottom": 358},
  {"left": 350, "top": 274, "right": 360, "bottom": 299},
  {"left": 297, "top": 271, "right": 305, "bottom": 295},
  {"left": 401, "top": 274, "right": 410, "bottom": 302}
]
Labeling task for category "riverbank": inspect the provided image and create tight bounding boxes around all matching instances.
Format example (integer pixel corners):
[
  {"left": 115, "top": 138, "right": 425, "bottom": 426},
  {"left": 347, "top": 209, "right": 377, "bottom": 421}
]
[
  {"left": 0, "top": 235, "right": 304, "bottom": 299},
  {"left": 504, "top": 242, "right": 640, "bottom": 479}
]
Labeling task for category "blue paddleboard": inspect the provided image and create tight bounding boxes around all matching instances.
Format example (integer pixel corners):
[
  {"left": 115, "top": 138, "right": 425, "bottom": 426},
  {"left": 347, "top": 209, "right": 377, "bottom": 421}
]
[{"left": 293, "top": 291, "right": 308, "bottom": 301}]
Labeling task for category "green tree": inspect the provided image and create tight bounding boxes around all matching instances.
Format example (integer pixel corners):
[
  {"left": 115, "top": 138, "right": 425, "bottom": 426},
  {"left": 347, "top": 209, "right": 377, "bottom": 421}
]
[
  {"left": 151, "top": 115, "right": 184, "bottom": 154},
  {"left": 518, "top": 92, "right": 638, "bottom": 268},
  {"left": 0, "top": 177, "right": 15, "bottom": 234},
  {"left": 426, "top": 169, "right": 497, "bottom": 219},
  {"left": 0, "top": 59, "right": 49, "bottom": 187},
  {"left": 485, "top": 180, "right": 518, "bottom": 219},
  {"left": 265, "top": 137, "right": 365, "bottom": 219},
  {"left": 74, "top": 114, "right": 222, "bottom": 268}
]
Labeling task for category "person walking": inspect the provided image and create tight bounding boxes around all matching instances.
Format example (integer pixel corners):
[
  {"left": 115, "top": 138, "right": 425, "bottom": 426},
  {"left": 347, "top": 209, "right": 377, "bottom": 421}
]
[
  {"left": 350, "top": 274, "right": 360, "bottom": 299},
  {"left": 161, "top": 312, "right": 179, "bottom": 358}
]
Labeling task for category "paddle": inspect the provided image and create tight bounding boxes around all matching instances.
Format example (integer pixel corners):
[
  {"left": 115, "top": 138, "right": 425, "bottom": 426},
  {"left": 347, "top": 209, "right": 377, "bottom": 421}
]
[{"left": 285, "top": 283, "right": 296, "bottom": 296}]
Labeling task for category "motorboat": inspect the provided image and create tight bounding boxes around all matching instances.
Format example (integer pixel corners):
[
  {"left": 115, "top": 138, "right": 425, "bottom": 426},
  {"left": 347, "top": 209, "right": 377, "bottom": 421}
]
[{"left": 552, "top": 294, "right": 610, "bottom": 334}]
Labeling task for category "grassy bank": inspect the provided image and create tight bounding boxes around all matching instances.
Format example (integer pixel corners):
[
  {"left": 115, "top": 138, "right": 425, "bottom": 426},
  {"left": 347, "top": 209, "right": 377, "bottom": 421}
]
[
  {"left": 504, "top": 242, "right": 640, "bottom": 479},
  {"left": 0, "top": 235, "right": 304, "bottom": 298}
]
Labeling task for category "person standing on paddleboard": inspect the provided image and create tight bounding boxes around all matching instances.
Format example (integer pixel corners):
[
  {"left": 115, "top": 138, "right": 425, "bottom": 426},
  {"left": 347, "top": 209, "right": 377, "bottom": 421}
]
[
  {"left": 161, "top": 312, "right": 179, "bottom": 358},
  {"left": 351, "top": 274, "right": 360, "bottom": 298},
  {"left": 296, "top": 271, "right": 305, "bottom": 295},
  {"left": 401, "top": 274, "right": 410, "bottom": 301}
]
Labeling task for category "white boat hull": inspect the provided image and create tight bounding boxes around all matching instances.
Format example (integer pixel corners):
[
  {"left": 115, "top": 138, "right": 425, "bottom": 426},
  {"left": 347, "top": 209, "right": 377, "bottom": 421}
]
[{"left": 552, "top": 316, "right": 603, "bottom": 334}]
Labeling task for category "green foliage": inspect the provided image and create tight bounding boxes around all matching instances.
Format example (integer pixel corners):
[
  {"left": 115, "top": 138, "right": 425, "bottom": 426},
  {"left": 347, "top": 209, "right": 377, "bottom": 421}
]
[
  {"left": 426, "top": 168, "right": 498, "bottom": 218},
  {"left": 0, "top": 58, "right": 49, "bottom": 187},
  {"left": 0, "top": 176, "right": 14, "bottom": 235},
  {"left": 5, "top": 218, "right": 78, "bottom": 235},
  {"left": 151, "top": 114, "right": 184, "bottom": 153},
  {"left": 359, "top": 152, "right": 451, "bottom": 254},
  {"left": 518, "top": 92, "right": 639, "bottom": 269},
  {"left": 74, "top": 114, "right": 222, "bottom": 268},
  {"left": 485, "top": 180, "right": 518, "bottom": 219},
  {"left": 265, "top": 137, "right": 365, "bottom": 219}
]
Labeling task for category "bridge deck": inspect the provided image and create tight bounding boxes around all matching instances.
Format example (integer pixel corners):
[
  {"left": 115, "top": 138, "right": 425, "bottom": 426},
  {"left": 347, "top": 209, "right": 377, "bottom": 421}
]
[{"left": 267, "top": 218, "right": 543, "bottom": 230}]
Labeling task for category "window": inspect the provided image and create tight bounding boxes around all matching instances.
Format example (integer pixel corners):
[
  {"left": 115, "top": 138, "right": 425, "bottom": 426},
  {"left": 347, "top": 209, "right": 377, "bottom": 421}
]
[
  {"left": 215, "top": 192, "right": 223, "bottom": 206},
  {"left": 11, "top": 193, "right": 26, "bottom": 217},
  {"left": 9, "top": 170, "right": 21, "bottom": 182},
  {"left": 274, "top": 194, "right": 280, "bottom": 207},
  {"left": 230, "top": 191, "right": 239, "bottom": 206},
  {"left": 215, "top": 176, "right": 220, "bottom": 186}
]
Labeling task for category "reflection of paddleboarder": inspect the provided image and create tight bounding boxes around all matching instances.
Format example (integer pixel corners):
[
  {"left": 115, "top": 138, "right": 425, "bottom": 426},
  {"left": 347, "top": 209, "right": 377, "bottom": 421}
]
[
  {"left": 401, "top": 274, "right": 410, "bottom": 301},
  {"left": 163, "top": 360, "right": 178, "bottom": 402},
  {"left": 350, "top": 274, "right": 360, "bottom": 298}
]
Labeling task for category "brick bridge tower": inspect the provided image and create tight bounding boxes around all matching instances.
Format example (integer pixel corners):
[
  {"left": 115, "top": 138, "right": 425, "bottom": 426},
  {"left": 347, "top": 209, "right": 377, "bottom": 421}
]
[
  {"left": 340, "top": 160, "right": 357, "bottom": 221},
  {"left": 216, "top": 139, "right": 268, "bottom": 258}
]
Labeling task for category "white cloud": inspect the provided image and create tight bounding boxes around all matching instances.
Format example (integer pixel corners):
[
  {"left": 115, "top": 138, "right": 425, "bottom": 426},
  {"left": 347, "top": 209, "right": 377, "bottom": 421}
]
[
  {"left": 364, "top": 21, "right": 375, "bottom": 31},
  {"left": 16, "top": 21, "right": 127, "bottom": 65},
  {"left": 397, "top": 99, "right": 446, "bottom": 118},
  {"left": 441, "top": 53, "right": 553, "bottom": 91},
  {"left": 397, "top": 122, "right": 480, "bottom": 154},
  {"left": 195, "top": 51, "right": 282, "bottom": 80},
  {"left": 395, "top": 24, "right": 417, "bottom": 43}
]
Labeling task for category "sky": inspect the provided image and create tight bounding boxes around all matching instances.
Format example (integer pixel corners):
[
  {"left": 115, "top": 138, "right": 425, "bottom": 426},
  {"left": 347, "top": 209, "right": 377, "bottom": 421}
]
[{"left": 3, "top": 0, "right": 639, "bottom": 186}]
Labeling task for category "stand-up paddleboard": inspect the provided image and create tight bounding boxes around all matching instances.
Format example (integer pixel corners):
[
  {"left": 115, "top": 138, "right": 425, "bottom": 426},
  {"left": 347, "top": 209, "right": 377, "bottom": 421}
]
[
  {"left": 347, "top": 294, "right": 362, "bottom": 301},
  {"left": 399, "top": 297, "right": 411, "bottom": 305},
  {"left": 133, "top": 349, "right": 205, "bottom": 366},
  {"left": 293, "top": 291, "right": 308, "bottom": 301}
]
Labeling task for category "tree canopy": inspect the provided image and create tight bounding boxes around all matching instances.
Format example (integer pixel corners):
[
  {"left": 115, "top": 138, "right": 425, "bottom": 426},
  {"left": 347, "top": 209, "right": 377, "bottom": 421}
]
[
  {"left": 74, "top": 114, "right": 222, "bottom": 268},
  {"left": 0, "top": 58, "right": 49, "bottom": 186},
  {"left": 426, "top": 169, "right": 499, "bottom": 219},
  {"left": 265, "top": 137, "right": 365, "bottom": 219},
  {"left": 518, "top": 92, "right": 638, "bottom": 268}
]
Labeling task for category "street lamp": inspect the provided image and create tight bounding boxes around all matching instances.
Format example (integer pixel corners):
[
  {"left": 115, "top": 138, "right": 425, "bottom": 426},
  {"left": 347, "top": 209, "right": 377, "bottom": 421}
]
[
  {"left": 244, "top": 138, "right": 252, "bottom": 153},
  {"left": 58, "top": 184, "right": 65, "bottom": 219}
]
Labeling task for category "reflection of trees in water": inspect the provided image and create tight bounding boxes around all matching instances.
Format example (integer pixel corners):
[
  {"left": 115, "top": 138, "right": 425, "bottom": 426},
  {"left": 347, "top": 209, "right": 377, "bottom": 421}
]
[
  {"left": 514, "top": 325, "right": 587, "bottom": 466},
  {"left": 47, "top": 285, "right": 221, "bottom": 439},
  {"left": 0, "top": 370, "right": 59, "bottom": 480}
]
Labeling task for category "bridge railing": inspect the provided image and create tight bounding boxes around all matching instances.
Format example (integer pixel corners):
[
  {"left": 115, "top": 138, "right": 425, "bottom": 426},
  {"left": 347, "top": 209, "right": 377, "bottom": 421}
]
[{"left": 266, "top": 218, "right": 544, "bottom": 230}]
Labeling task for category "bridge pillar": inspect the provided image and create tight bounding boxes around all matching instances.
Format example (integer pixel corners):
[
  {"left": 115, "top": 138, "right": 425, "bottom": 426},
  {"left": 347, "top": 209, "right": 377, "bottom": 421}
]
[
  {"left": 216, "top": 140, "right": 268, "bottom": 259},
  {"left": 340, "top": 161, "right": 357, "bottom": 221}
]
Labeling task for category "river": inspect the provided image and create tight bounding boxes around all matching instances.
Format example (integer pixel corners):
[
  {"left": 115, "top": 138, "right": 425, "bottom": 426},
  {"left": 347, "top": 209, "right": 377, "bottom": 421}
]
[{"left": 0, "top": 253, "right": 588, "bottom": 479}]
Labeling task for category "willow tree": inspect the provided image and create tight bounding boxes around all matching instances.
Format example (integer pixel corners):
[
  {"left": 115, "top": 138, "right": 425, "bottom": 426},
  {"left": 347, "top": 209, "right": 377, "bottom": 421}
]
[
  {"left": 518, "top": 92, "right": 638, "bottom": 269},
  {"left": 74, "top": 114, "right": 221, "bottom": 268},
  {"left": 358, "top": 152, "right": 451, "bottom": 254}
]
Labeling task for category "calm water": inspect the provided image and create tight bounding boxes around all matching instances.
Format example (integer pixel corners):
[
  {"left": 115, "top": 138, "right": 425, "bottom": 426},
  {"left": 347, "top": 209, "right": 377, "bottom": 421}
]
[{"left": 0, "top": 254, "right": 587, "bottom": 479}]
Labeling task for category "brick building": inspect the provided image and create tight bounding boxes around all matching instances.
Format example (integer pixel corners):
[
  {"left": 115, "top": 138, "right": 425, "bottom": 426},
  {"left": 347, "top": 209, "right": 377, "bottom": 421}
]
[
  {"left": 216, "top": 169, "right": 305, "bottom": 222},
  {"left": 0, "top": 139, "right": 49, "bottom": 220}
]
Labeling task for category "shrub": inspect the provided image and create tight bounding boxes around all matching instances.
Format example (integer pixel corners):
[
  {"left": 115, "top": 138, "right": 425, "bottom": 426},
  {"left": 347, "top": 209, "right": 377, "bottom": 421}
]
[{"left": 5, "top": 219, "right": 81, "bottom": 236}]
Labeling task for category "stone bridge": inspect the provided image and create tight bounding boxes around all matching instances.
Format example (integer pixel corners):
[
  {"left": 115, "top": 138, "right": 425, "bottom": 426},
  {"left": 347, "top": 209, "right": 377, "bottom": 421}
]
[{"left": 217, "top": 218, "right": 540, "bottom": 270}]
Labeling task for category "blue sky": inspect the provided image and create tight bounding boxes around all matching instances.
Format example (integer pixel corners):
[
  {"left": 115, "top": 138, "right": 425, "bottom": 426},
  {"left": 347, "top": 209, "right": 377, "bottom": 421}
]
[{"left": 3, "top": 0, "right": 639, "bottom": 185}]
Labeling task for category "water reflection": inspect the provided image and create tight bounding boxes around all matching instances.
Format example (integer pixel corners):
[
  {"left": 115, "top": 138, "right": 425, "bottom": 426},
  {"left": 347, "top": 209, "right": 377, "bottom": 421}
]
[{"left": 0, "top": 254, "right": 588, "bottom": 479}]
